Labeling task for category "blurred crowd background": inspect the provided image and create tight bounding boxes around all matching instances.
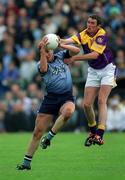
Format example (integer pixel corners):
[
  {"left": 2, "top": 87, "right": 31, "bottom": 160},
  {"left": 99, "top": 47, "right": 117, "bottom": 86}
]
[{"left": 0, "top": 0, "right": 125, "bottom": 133}]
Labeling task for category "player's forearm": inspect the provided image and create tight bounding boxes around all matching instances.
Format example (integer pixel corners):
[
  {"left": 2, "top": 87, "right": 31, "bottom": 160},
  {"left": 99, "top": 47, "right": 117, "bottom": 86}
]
[
  {"left": 73, "top": 51, "right": 99, "bottom": 61},
  {"left": 60, "top": 38, "right": 74, "bottom": 44},
  {"left": 39, "top": 52, "right": 48, "bottom": 72},
  {"left": 60, "top": 44, "right": 80, "bottom": 54}
]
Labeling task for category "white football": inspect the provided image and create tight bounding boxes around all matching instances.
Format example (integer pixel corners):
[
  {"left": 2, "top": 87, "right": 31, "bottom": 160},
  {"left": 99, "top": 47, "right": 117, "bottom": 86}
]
[{"left": 45, "top": 34, "right": 59, "bottom": 50}]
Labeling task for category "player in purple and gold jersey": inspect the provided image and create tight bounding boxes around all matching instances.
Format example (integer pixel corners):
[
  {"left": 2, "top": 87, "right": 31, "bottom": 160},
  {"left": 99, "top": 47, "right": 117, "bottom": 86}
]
[{"left": 61, "top": 14, "right": 117, "bottom": 146}]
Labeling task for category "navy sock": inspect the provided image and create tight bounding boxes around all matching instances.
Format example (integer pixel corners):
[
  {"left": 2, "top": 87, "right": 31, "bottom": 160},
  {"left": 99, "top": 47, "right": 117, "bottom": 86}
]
[
  {"left": 89, "top": 125, "right": 97, "bottom": 134},
  {"left": 47, "top": 130, "right": 56, "bottom": 140},
  {"left": 96, "top": 129, "right": 104, "bottom": 139},
  {"left": 23, "top": 155, "right": 32, "bottom": 167}
]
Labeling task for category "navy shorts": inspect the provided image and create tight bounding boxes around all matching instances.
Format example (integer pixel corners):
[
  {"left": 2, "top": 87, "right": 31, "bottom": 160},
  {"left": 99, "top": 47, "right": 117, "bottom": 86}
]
[{"left": 38, "top": 91, "right": 75, "bottom": 116}]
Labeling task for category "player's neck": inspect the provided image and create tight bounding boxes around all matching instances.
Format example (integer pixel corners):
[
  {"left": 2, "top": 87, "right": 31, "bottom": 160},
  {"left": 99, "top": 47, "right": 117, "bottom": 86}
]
[{"left": 86, "top": 28, "right": 100, "bottom": 37}]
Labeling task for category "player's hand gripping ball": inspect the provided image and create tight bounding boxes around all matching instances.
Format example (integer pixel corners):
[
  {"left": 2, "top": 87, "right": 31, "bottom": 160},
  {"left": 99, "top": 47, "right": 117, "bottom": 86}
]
[{"left": 45, "top": 34, "right": 59, "bottom": 50}]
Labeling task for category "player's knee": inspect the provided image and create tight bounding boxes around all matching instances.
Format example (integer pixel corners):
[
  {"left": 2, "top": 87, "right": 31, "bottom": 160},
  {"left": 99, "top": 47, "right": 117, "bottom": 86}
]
[
  {"left": 64, "top": 108, "right": 74, "bottom": 119},
  {"left": 83, "top": 102, "right": 91, "bottom": 109},
  {"left": 98, "top": 97, "right": 106, "bottom": 105}
]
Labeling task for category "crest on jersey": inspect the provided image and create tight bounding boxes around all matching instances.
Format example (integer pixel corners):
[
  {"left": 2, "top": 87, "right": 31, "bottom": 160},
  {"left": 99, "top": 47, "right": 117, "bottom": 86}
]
[
  {"left": 97, "top": 37, "right": 103, "bottom": 43},
  {"left": 96, "top": 35, "right": 107, "bottom": 45}
]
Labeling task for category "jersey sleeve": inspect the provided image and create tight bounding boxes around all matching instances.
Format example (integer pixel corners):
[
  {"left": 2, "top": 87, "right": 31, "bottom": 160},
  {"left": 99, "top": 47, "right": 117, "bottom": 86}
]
[
  {"left": 37, "top": 62, "right": 40, "bottom": 72},
  {"left": 71, "top": 34, "right": 81, "bottom": 45},
  {"left": 63, "top": 50, "right": 71, "bottom": 58},
  {"left": 91, "top": 35, "right": 108, "bottom": 54}
]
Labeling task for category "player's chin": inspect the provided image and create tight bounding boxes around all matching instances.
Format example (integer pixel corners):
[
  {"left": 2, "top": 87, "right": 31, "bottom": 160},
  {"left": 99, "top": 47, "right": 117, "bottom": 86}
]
[{"left": 87, "top": 27, "right": 93, "bottom": 32}]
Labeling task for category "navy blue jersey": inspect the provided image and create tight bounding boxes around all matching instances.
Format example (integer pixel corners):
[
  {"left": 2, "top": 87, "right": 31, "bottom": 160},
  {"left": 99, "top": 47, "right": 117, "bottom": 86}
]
[{"left": 37, "top": 50, "right": 72, "bottom": 94}]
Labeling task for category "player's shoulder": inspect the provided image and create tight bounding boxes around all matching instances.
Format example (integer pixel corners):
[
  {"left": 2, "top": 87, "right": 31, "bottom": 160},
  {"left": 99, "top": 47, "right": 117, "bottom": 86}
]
[
  {"left": 80, "top": 29, "right": 87, "bottom": 36},
  {"left": 95, "top": 28, "right": 108, "bottom": 45},
  {"left": 97, "top": 27, "right": 106, "bottom": 36}
]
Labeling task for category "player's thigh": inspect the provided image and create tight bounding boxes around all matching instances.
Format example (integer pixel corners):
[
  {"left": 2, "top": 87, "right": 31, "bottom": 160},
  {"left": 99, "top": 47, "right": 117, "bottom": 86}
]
[
  {"left": 101, "top": 63, "right": 117, "bottom": 88},
  {"left": 35, "top": 113, "right": 53, "bottom": 131},
  {"left": 60, "top": 101, "right": 75, "bottom": 115},
  {"left": 85, "top": 67, "right": 100, "bottom": 87},
  {"left": 83, "top": 87, "right": 99, "bottom": 105},
  {"left": 98, "top": 85, "right": 112, "bottom": 103}
]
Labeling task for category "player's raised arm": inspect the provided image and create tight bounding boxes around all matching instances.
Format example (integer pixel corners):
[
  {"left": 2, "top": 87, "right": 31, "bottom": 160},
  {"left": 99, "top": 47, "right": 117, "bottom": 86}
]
[{"left": 39, "top": 38, "right": 48, "bottom": 73}]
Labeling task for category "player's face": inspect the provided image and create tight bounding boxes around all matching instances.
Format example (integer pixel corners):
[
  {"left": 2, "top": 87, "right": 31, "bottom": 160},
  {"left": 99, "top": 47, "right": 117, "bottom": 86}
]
[
  {"left": 46, "top": 49, "right": 54, "bottom": 62},
  {"left": 87, "top": 18, "right": 99, "bottom": 33}
]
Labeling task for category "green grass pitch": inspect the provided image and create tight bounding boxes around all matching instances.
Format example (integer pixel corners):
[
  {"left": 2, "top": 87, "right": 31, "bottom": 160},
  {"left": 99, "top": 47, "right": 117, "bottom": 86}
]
[{"left": 0, "top": 132, "right": 125, "bottom": 180}]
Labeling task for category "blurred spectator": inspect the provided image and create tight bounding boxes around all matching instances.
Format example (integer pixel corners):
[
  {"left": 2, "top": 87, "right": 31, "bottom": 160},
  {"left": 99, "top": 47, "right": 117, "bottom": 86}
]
[
  {"left": 4, "top": 91, "right": 14, "bottom": 112},
  {"left": 16, "top": 39, "right": 33, "bottom": 61},
  {"left": 0, "top": 3, "right": 6, "bottom": 15},
  {"left": 29, "top": 19, "right": 42, "bottom": 42},
  {"left": 16, "top": 19, "right": 34, "bottom": 44},
  {"left": 16, "top": 90, "right": 32, "bottom": 115},
  {"left": 115, "top": 49, "right": 125, "bottom": 88},
  {"left": 27, "top": 83, "right": 40, "bottom": 98},
  {"left": 5, "top": 0, "right": 19, "bottom": 17},
  {"left": 56, "top": 16, "right": 69, "bottom": 37},
  {"left": 69, "top": 61, "right": 85, "bottom": 86},
  {"left": 0, "top": 62, "right": 6, "bottom": 95},
  {"left": 106, "top": 95, "right": 123, "bottom": 131},
  {"left": 3, "top": 61, "right": 20, "bottom": 85},
  {"left": 0, "top": 110, "right": 5, "bottom": 132},
  {"left": 23, "top": 0, "right": 36, "bottom": 19},
  {"left": 103, "top": 0, "right": 122, "bottom": 18},
  {"left": 0, "top": 15, "right": 6, "bottom": 41},
  {"left": 42, "top": 16, "right": 58, "bottom": 34},
  {"left": 19, "top": 49, "right": 37, "bottom": 83}
]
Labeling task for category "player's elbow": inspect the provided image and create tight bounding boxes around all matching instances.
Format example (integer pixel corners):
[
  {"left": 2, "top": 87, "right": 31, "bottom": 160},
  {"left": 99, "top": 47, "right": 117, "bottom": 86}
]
[
  {"left": 70, "top": 47, "right": 80, "bottom": 56},
  {"left": 40, "top": 66, "right": 47, "bottom": 73}
]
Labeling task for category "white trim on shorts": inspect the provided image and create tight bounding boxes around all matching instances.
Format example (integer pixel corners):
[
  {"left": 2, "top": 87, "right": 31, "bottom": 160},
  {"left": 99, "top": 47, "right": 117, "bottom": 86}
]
[{"left": 85, "top": 63, "right": 117, "bottom": 88}]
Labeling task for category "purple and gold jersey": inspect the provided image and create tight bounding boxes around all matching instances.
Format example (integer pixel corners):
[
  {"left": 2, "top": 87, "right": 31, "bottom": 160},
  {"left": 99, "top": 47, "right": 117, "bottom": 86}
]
[{"left": 71, "top": 28, "right": 113, "bottom": 69}]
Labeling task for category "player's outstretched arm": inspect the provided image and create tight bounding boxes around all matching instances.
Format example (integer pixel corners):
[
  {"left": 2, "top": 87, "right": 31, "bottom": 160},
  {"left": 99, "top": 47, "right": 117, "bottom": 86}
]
[
  {"left": 64, "top": 51, "right": 99, "bottom": 64},
  {"left": 60, "top": 38, "right": 74, "bottom": 44},
  {"left": 72, "top": 51, "right": 99, "bottom": 61},
  {"left": 59, "top": 43, "right": 80, "bottom": 56}
]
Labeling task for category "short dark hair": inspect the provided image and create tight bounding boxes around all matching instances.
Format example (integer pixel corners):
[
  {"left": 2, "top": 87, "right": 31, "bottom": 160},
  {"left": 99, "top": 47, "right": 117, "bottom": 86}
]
[{"left": 89, "top": 14, "right": 102, "bottom": 25}]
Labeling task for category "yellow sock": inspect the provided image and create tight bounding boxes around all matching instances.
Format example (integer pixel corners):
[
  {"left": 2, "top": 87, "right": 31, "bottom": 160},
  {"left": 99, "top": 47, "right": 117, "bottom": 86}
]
[
  {"left": 98, "top": 124, "right": 105, "bottom": 130},
  {"left": 88, "top": 121, "right": 96, "bottom": 127}
]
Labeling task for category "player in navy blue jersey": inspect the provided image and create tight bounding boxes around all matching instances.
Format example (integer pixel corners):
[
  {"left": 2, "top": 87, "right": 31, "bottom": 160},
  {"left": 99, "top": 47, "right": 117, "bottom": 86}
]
[{"left": 17, "top": 36, "right": 80, "bottom": 170}]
